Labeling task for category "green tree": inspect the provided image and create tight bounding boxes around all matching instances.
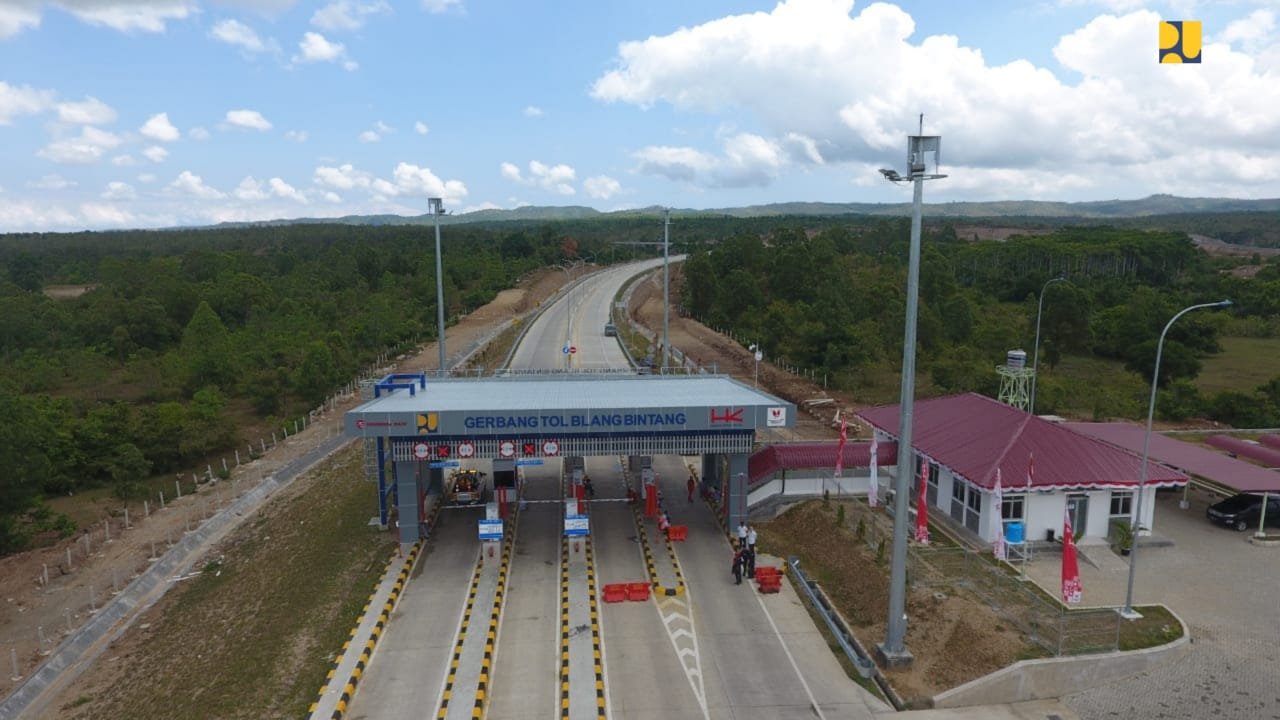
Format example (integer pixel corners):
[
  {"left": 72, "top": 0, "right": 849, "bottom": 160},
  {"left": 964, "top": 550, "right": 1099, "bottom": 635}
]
[
  {"left": 107, "top": 443, "right": 152, "bottom": 501},
  {"left": 181, "top": 301, "right": 234, "bottom": 391}
]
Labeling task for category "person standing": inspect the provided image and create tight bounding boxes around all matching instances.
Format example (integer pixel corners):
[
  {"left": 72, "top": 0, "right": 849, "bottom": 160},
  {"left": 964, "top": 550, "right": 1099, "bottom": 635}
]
[
  {"left": 731, "top": 549, "right": 743, "bottom": 585},
  {"left": 744, "top": 546, "right": 756, "bottom": 579},
  {"left": 687, "top": 474, "right": 696, "bottom": 503},
  {"left": 737, "top": 521, "right": 748, "bottom": 550},
  {"left": 747, "top": 525, "right": 758, "bottom": 554}
]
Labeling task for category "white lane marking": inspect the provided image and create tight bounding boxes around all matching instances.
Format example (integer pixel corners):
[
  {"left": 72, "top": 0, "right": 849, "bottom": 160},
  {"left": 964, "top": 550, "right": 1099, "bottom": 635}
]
[
  {"left": 753, "top": 589, "right": 828, "bottom": 720},
  {"left": 432, "top": 545, "right": 483, "bottom": 717}
]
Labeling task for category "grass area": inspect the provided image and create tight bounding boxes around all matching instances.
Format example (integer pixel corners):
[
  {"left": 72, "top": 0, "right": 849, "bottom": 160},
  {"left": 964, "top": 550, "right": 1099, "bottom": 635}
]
[
  {"left": 1118, "top": 605, "right": 1184, "bottom": 651},
  {"left": 1037, "top": 354, "right": 1147, "bottom": 419},
  {"left": 1197, "top": 336, "right": 1280, "bottom": 395},
  {"left": 58, "top": 445, "right": 394, "bottom": 720},
  {"left": 472, "top": 321, "right": 522, "bottom": 372}
]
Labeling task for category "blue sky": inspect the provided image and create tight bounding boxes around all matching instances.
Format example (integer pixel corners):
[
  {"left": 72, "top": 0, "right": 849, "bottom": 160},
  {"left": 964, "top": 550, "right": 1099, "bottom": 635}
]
[{"left": 1, "top": 0, "right": 1277, "bottom": 231}]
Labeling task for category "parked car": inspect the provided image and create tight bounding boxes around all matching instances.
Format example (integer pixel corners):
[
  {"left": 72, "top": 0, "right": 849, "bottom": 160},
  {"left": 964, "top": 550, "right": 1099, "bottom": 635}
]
[
  {"left": 604, "top": 322, "right": 617, "bottom": 336},
  {"left": 1206, "top": 492, "right": 1280, "bottom": 531}
]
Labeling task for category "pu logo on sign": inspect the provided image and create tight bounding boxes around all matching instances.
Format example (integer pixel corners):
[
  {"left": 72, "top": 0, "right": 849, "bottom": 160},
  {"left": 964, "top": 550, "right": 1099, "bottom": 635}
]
[
  {"left": 710, "top": 407, "right": 744, "bottom": 424},
  {"left": 417, "top": 412, "right": 439, "bottom": 434},
  {"left": 767, "top": 407, "right": 787, "bottom": 427},
  {"left": 1159, "top": 20, "right": 1201, "bottom": 63}
]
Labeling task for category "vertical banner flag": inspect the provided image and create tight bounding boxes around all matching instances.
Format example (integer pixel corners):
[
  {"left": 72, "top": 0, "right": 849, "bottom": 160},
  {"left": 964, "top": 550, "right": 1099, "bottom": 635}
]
[
  {"left": 1026, "top": 452, "right": 1035, "bottom": 495},
  {"left": 914, "top": 460, "right": 930, "bottom": 545},
  {"left": 835, "top": 417, "right": 848, "bottom": 477},
  {"left": 868, "top": 434, "right": 880, "bottom": 508},
  {"left": 993, "top": 468, "right": 1007, "bottom": 561},
  {"left": 1062, "top": 506, "right": 1083, "bottom": 604}
]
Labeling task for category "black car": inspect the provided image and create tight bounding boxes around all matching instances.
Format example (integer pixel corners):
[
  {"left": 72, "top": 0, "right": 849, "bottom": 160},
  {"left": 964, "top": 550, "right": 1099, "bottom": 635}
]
[{"left": 1206, "top": 493, "right": 1280, "bottom": 532}]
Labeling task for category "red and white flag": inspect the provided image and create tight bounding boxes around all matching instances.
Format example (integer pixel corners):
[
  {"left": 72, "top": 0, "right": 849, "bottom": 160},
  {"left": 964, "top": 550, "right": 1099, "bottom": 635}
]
[
  {"left": 1061, "top": 506, "right": 1083, "bottom": 604},
  {"left": 1026, "top": 452, "right": 1035, "bottom": 491},
  {"left": 914, "top": 461, "right": 930, "bottom": 545},
  {"left": 868, "top": 434, "right": 880, "bottom": 508},
  {"left": 993, "top": 468, "right": 1007, "bottom": 561},
  {"left": 834, "top": 417, "right": 848, "bottom": 477}
]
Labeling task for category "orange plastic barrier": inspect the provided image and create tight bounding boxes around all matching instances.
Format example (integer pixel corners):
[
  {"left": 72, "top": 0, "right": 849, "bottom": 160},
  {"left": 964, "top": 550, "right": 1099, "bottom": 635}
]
[
  {"left": 602, "top": 584, "right": 628, "bottom": 603},
  {"left": 666, "top": 525, "right": 688, "bottom": 542},
  {"left": 755, "top": 566, "right": 782, "bottom": 593},
  {"left": 626, "top": 582, "right": 652, "bottom": 601}
]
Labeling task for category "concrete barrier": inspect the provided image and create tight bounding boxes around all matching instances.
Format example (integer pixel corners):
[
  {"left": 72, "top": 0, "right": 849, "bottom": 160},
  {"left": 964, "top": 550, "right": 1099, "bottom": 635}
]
[{"left": 931, "top": 605, "right": 1190, "bottom": 708}]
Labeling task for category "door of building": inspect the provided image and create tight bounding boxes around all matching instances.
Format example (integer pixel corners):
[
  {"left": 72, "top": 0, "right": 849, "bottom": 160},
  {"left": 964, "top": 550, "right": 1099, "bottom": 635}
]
[{"left": 1067, "top": 494, "right": 1089, "bottom": 538}]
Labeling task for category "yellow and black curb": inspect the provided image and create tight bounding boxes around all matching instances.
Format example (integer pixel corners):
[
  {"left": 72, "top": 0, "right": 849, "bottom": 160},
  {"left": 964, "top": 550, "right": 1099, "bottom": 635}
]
[
  {"left": 559, "top": 536, "right": 571, "bottom": 719},
  {"left": 585, "top": 539, "right": 607, "bottom": 719},
  {"left": 309, "top": 540, "right": 422, "bottom": 720},
  {"left": 621, "top": 465, "right": 684, "bottom": 598},
  {"left": 436, "top": 562, "right": 484, "bottom": 719}
]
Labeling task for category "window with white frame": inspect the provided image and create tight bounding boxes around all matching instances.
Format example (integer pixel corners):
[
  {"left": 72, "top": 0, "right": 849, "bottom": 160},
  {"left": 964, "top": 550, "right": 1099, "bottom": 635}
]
[
  {"left": 1109, "top": 490, "right": 1134, "bottom": 517},
  {"left": 1001, "top": 494, "right": 1026, "bottom": 525},
  {"left": 950, "top": 479, "right": 966, "bottom": 522},
  {"left": 926, "top": 461, "right": 939, "bottom": 505},
  {"left": 964, "top": 484, "right": 982, "bottom": 532}
]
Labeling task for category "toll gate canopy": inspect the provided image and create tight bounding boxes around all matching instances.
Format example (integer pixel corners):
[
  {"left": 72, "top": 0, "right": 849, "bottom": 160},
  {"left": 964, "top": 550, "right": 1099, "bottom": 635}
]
[{"left": 345, "top": 374, "right": 795, "bottom": 459}]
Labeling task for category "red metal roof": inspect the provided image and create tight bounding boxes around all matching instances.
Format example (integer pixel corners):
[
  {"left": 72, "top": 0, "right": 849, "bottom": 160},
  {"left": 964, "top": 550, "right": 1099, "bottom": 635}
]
[
  {"left": 1065, "top": 422, "right": 1280, "bottom": 493},
  {"left": 748, "top": 441, "right": 899, "bottom": 484},
  {"left": 857, "top": 393, "right": 1188, "bottom": 491}
]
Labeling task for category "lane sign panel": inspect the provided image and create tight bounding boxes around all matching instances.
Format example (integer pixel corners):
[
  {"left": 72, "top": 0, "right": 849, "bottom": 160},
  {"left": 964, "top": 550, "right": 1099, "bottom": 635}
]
[
  {"left": 413, "top": 442, "right": 430, "bottom": 459},
  {"left": 498, "top": 440, "right": 516, "bottom": 458},
  {"left": 479, "top": 519, "right": 504, "bottom": 541},
  {"left": 457, "top": 441, "right": 476, "bottom": 458},
  {"left": 564, "top": 515, "right": 589, "bottom": 537},
  {"left": 542, "top": 439, "right": 560, "bottom": 456}
]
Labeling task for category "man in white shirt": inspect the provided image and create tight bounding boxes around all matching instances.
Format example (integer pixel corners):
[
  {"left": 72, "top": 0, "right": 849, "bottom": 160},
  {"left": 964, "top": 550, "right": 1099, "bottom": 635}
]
[
  {"left": 747, "top": 526, "right": 757, "bottom": 553},
  {"left": 737, "top": 521, "right": 748, "bottom": 549}
]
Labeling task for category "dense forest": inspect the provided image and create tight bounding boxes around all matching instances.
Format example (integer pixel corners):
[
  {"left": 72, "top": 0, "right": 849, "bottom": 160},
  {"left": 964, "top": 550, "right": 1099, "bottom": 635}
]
[
  {"left": 2, "top": 215, "right": 1278, "bottom": 553},
  {"left": 681, "top": 222, "right": 1280, "bottom": 425}
]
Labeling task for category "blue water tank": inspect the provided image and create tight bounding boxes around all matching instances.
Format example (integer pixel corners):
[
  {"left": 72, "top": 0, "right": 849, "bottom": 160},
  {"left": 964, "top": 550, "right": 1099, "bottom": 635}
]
[{"left": 1005, "top": 521, "right": 1025, "bottom": 544}]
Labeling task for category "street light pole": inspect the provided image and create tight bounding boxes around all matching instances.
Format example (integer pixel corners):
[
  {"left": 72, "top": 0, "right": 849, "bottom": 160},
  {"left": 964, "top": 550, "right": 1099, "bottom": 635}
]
[
  {"left": 1029, "top": 276, "right": 1068, "bottom": 416},
  {"left": 429, "top": 197, "right": 446, "bottom": 376},
  {"left": 1122, "top": 299, "right": 1232, "bottom": 618},
  {"left": 750, "top": 344, "right": 762, "bottom": 388},
  {"left": 662, "top": 208, "right": 671, "bottom": 373},
  {"left": 876, "top": 118, "right": 944, "bottom": 669}
]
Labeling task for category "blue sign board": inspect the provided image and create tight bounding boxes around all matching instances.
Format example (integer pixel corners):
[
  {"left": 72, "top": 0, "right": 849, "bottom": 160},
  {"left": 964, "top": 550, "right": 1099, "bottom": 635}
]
[
  {"left": 514, "top": 458, "right": 545, "bottom": 466},
  {"left": 478, "top": 519, "right": 504, "bottom": 542},
  {"left": 564, "top": 514, "right": 589, "bottom": 537},
  {"left": 430, "top": 460, "right": 462, "bottom": 469}
]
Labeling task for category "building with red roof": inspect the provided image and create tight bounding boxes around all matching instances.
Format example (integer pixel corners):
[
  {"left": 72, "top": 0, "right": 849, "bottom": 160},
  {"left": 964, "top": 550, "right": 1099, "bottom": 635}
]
[{"left": 857, "top": 393, "right": 1188, "bottom": 544}]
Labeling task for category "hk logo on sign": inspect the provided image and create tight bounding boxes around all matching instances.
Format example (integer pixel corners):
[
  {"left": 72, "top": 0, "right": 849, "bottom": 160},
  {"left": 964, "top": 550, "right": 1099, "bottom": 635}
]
[
  {"left": 1159, "top": 20, "right": 1200, "bottom": 63},
  {"left": 710, "top": 407, "right": 744, "bottom": 424},
  {"left": 417, "top": 412, "right": 439, "bottom": 434},
  {"left": 767, "top": 407, "right": 787, "bottom": 427}
]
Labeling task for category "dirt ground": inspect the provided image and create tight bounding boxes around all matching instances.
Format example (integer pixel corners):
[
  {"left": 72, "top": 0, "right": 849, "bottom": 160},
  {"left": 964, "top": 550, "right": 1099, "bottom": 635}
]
[
  {"left": 758, "top": 500, "right": 1030, "bottom": 705},
  {"left": 0, "top": 268, "right": 567, "bottom": 708}
]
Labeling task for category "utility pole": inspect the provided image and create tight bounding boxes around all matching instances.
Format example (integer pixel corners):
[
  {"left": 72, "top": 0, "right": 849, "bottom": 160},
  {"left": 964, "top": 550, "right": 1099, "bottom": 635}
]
[
  {"left": 662, "top": 208, "right": 671, "bottom": 373},
  {"left": 875, "top": 115, "right": 945, "bottom": 669},
  {"left": 430, "top": 197, "right": 447, "bottom": 376}
]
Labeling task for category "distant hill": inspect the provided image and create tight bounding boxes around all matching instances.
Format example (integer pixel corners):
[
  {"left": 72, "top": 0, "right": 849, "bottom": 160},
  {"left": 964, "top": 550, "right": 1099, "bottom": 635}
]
[{"left": 210, "top": 194, "right": 1280, "bottom": 229}]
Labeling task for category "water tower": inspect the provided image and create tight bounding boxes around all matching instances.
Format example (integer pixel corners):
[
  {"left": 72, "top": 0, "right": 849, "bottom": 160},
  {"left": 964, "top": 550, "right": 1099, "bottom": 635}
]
[{"left": 997, "top": 349, "right": 1034, "bottom": 410}]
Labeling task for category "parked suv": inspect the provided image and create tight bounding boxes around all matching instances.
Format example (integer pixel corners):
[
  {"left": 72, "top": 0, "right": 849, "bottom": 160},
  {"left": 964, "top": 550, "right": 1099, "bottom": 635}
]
[
  {"left": 604, "top": 322, "right": 617, "bottom": 336},
  {"left": 1206, "top": 493, "right": 1280, "bottom": 531}
]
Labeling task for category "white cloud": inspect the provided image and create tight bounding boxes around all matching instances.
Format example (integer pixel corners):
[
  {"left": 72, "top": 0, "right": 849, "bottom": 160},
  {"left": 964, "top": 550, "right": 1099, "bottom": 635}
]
[
  {"left": 374, "top": 120, "right": 392, "bottom": 134},
  {"left": 139, "top": 112, "right": 180, "bottom": 142},
  {"left": 392, "top": 162, "right": 467, "bottom": 202},
  {"left": 0, "top": 4, "right": 41, "bottom": 39},
  {"left": 342, "top": 59, "right": 359, "bottom": 71},
  {"left": 323, "top": 191, "right": 341, "bottom": 203},
  {"left": 313, "top": 163, "right": 371, "bottom": 190},
  {"left": 295, "top": 31, "right": 355, "bottom": 67},
  {"left": 590, "top": 1, "right": 1280, "bottom": 196},
  {"left": 112, "top": 154, "right": 136, "bottom": 166},
  {"left": 56, "top": 96, "right": 117, "bottom": 125},
  {"left": 523, "top": 105, "right": 543, "bottom": 117},
  {"left": 583, "top": 175, "right": 622, "bottom": 199},
  {"left": 0, "top": 81, "right": 54, "bottom": 124},
  {"left": 28, "top": 174, "right": 77, "bottom": 190},
  {"left": 38, "top": 126, "right": 123, "bottom": 164},
  {"left": 0, "top": 200, "right": 77, "bottom": 230},
  {"left": 189, "top": 126, "right": 209, "bottom": 140},
  {"left": 500, "top": 160, "right": 576, "bottom": 195},
  {"left": 142, "top": 145, "right": 169, "bottom": 163},
  {"left": 137, "top": 172, "right": 157, "bottom": 183},
  {"left": 170, "top": 170, "right": 224, "bottom": 199},
  {"left": 234, "top": 176, "right": 269, "bottom": 200},
  {"left": 311, "top": 0, "right": 390, "bottom": 31},
  {"left": 1218, "top": 9, "right": 1275, "bottom": 51},
  {"left": 101, "top": 181, "right": 136, "bottom": 200},
  {"left": 358, "top": 120, "right": 394, "bottom": 142},
  {"left": 210, "top": 18, "right": 269, "bottom": 53},
  {"left": 414, "top": 120, "right": 429, "bottom": 135},
  {"left": 420, "top": 0, "right": 460, "bottom": 13},
  {"left": 461, "top": 201, "right": 501, "bottom": 213},
  {"left": 51, "top": 0, "right": 197, "bottom": 33},
  {"left": 285, "top": 129, "right": 308, "bottom": 142},
  {"left": 358, "top": 130, "right": 380, "bottom": 143},
  {"left": 268, "top": 177, "right": 307, "bottom": 202},
  {"left": 79, "top": 202, "right": 134, "bottom": 226},
  {"left": 224, "top": 109, "right": 272, "bottom": 131}
]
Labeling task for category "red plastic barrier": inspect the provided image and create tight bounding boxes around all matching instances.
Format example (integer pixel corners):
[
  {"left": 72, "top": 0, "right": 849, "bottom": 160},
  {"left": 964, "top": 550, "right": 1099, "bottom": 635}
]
[
  {"left": 754, "top": 566, "right": 781, "bottom": 580},
  {"left": 626, "top": 582, "right": 652, "bottom": 601},
  {"left": 666, "top": 525, "right": 688, "bottom": 541},
  {"left": 602, "top": 584, "right": 627, "bottom": 603}
]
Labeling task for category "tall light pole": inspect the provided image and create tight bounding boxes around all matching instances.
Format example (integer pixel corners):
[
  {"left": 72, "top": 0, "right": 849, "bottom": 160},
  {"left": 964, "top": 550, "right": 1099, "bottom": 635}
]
[
  {"left": 875, "top": 116, "right": 944, "bottom": 669},
  {"left": 429, "top": 197, "right": 446, "bottom": 376},
  {"left": 662, "top": 208, "right": 671, "bottom": 373},
  {"left": 1122, "top": 299, "right": 1232, "bottom": 618},
  {"left": 1029, "top": 276, "right": 1069, "bottom": 416},
  {"left": 749, "top": 344, "right": 762, "bottom": 388}
]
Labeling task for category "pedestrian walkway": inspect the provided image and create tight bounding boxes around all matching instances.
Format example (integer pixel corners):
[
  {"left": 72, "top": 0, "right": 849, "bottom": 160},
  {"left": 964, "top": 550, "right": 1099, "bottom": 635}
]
[
  {"left": 562, "top": 530, "right": 606, "bottom": 720},
  {"left": 620, "top": 462, "right": 684, "bottom": 595}
]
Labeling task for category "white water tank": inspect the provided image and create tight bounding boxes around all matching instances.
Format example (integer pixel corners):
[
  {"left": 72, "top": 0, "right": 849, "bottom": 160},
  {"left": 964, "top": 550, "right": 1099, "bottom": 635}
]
[{"left": 1006, "top": 349, "right": 1027, "bottom": 370}]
